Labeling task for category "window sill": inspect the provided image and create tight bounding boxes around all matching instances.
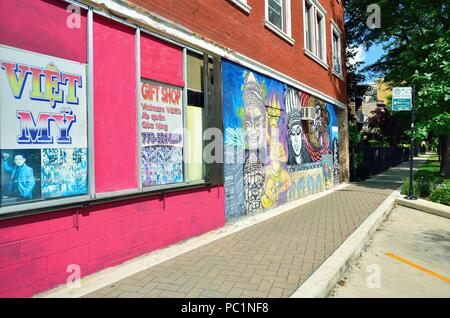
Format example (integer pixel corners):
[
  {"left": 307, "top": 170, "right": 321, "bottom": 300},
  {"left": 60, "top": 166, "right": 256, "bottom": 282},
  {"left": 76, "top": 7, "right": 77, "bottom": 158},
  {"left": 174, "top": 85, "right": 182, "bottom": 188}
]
[
  {"left": 0, "top": 180, "right": 209, "bottom": 220},
  {"left": 264, "top": 21, "right": 295, "bottom": 46},
  {"left": 304, "top": 48, "right": 328, "bottom": 69},
  {"left": 229, "top": 0, "right": 251, "bottom": 14},
  {"left": 332, "top": 69, "right": 344, "bottom": 81}
]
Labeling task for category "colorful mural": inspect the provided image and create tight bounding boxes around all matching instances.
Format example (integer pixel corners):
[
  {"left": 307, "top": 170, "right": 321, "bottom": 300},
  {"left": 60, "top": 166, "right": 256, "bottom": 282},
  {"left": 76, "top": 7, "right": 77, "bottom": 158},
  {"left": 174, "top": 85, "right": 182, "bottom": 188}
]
[{"left": 222, "top": 60, "right": 340, "bottom": 220}]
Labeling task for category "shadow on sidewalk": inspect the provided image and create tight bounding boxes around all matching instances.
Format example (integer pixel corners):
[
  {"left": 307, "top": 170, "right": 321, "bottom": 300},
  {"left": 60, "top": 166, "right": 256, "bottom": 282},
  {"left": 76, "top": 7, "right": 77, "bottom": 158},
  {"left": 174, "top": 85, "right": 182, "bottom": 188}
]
[{"left": 340, "top": 181, "right": 400, "bottom": 191}]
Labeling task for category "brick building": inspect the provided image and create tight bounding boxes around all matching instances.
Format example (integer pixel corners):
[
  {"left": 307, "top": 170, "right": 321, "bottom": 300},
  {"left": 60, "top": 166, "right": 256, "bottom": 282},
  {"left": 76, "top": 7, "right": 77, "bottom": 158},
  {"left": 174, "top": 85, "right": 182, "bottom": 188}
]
[{"left": 0, "top": 0, "right": 348, "bottom": 297}]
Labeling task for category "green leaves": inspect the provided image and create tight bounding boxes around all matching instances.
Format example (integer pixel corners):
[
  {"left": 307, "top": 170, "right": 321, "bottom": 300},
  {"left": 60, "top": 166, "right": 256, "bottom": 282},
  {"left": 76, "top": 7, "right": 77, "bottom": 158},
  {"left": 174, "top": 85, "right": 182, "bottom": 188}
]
[{"left": 345, "top": 0, "right": 449, "bottom": 138}]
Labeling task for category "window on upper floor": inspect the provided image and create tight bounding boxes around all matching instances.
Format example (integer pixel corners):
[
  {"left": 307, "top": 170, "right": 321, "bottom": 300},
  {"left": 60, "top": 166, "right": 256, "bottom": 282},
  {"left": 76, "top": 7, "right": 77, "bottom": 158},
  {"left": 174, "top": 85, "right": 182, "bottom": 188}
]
[
  {"left": 315, "top": 11, "right": 325, "bottom": 60},
  {"left": 305, "top": 1, "right": 314, "bottom": 52},
  {"left": 228, "top": 0, "right": 251, "bottom": 14},
  {"left": 303, "top": 0, "right": 327, "bottom": 68},
  {"left": 331, "top": 21, "right": 343, "bottom": 77},
  {"left": 268, "top": 0, "right": 283, "bottom": 29},
  {"left": 265, "top": 0, "right": 294, "bottom": 45}
]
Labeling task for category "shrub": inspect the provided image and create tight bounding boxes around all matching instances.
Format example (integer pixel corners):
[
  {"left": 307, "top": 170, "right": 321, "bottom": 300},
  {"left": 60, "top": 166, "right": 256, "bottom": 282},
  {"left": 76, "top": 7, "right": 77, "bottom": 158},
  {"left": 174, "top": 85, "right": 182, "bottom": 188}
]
[
  {"left": 429, "top": 180, "right": 450, "bottom": 206},
  {"left": 415, "top": 176, "right": 445, "bottom": 198}
]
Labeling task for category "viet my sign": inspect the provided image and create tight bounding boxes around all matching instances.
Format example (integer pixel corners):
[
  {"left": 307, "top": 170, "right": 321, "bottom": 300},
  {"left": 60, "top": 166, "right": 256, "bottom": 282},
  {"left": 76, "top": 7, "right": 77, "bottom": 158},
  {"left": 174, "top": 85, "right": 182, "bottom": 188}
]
[
  {"left": 392, "top": 87, "right": 412, "bottom": 111},
  {"left": 0, "top": 45, "right": 88, "bottom": 206}
]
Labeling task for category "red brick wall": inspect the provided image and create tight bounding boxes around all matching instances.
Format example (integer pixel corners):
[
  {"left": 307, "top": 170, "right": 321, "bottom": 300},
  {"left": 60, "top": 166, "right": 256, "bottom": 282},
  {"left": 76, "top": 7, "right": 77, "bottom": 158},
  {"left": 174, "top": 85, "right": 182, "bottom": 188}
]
[{"left": 128, "top": 0, "right": 346, "bottom": 103}]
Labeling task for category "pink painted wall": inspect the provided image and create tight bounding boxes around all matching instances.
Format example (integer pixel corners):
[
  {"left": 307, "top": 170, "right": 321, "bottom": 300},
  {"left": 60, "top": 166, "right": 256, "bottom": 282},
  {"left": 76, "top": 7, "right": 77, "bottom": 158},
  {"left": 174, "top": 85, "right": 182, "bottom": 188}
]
[
  {"left": 93, "top": 15, "right": 138, "bottom": 193},
  {"left": 140, "top": 34, "right": 184, "bottom": 87},
  {"left": 0, "top": 0, "right": 87, "bottom": 63},
  {"left": 0, "top": 186, "right": 224, "bottom": 297}
]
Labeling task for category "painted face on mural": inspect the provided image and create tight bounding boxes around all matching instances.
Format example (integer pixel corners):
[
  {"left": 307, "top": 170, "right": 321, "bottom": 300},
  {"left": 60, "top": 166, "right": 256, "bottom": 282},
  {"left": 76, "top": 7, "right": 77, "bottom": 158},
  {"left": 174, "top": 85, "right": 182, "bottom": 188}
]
[
  {"left": 245, "top": 106, "right": 264, "bottom": 151},
  {"left": 285, "top": 87, "right": 304, "bottom": 165},
  {"left": 313, "top": 102, "right": 323, "bottom": 140},
  {"left": 290, "top": 124, "right": 303, "bottom": 156},
  {"left": 243, "top": 72, "right": 265, "bottom": 151}
]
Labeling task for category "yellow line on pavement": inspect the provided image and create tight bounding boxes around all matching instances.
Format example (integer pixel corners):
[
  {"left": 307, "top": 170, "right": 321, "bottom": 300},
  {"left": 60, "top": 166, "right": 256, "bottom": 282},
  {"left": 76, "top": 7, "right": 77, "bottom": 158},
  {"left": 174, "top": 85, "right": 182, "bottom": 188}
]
[{"left": 385, "top": 252, "right": 450, "bottom": 284}]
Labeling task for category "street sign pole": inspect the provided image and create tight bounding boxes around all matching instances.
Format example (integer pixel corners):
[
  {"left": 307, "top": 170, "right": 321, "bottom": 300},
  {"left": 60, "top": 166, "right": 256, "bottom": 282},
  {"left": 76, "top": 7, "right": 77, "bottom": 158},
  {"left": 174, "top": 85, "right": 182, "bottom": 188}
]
[
  {"left": 392, "top": 86, "right": 416, "bottom": 199},
  {"left": 406, "top": 85, "right": 417, "bottom": 200}
]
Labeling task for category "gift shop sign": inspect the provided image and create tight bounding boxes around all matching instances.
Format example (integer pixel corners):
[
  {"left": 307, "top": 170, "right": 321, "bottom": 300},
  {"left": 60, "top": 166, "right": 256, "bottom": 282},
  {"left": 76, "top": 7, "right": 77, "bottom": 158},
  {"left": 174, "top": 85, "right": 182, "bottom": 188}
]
[
  {"left": 0, "top": 45, "right": 87, "bottom": 149},
  {"left": 140, "top": 79, "right": 183, "bottom": 147}
]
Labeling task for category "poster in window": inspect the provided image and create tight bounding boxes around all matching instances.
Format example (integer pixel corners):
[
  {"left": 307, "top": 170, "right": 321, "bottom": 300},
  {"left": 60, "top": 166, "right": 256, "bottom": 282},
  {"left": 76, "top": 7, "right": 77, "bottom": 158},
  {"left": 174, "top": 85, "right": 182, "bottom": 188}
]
[
  {"left": 0, "top": 45, "right": 88, "bottom": 206},
  {"left": 140, "top": 79, "right": 184, "bottom": 186},
  {"left": 1, "top": 149, "right": 41, "bottom": 206}
]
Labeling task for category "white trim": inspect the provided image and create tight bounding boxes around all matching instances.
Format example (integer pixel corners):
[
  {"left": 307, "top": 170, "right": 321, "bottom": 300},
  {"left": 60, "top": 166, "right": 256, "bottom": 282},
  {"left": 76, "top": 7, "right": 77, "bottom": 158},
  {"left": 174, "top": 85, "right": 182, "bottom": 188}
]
[
  {"left": 264, "top": 20, "right": 295, "bottom": 45},
  {"left": 182, "top": 48, "right": 189, "bottom": 182},
  {"left": 142, "top": 180, "right": 206, "bottom": 194},
  {"left": 80, "top": 0, "right": 346, "bottom": 109},
  {"left": 308, "top": 0, "right": 327, "bottom": 15},
  {"left": 303, "top": 0, "right": 327, "bottom": 67},
  {"left": 303, "top": 0, "right": 313, "bottom": 52},
  {"left": 304, "top": 48, "right": 329, "bottom": 70},
  {"left": 331, "top": 19, "right": 342, "bottom": 35},
  {"left": 0, "top": 195, "right": 92, "bottom": 216},
  {"left": 229, "top": 0, "right": 251, "bottom": 14},
  {"left": 331, "top": 19, "right": 343, "bottom": 79},
  {"left": 87, "top": 8, "right": 95, "bottom": 196},
  {"left": 94, "top": 189, "right": 140, "bottom": 200},
  {"left": 136, "top": 27, "right": 143, "bottom": 190},
  {"left": 315, "top": 8, "right": 326, "bottom": 62},
  {"left": 332, "top": 69, "right": 344, "bottom": 81},
  {"left": 64, "top": 0, "right": 89, "bottom": 9},
  {"left": 285, "top": 0, "right": 292, "bottom": 36},
  {"left": 265, "top": 0, "right": 292, "bottom": 38}
]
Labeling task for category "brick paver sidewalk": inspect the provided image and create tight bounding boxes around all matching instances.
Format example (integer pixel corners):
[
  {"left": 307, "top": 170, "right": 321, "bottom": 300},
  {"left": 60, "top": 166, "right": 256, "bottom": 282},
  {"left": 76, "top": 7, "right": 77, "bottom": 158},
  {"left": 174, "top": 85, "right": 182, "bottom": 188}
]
[{"left": 84, "top": 158, "right": 426, "bottom": 298}]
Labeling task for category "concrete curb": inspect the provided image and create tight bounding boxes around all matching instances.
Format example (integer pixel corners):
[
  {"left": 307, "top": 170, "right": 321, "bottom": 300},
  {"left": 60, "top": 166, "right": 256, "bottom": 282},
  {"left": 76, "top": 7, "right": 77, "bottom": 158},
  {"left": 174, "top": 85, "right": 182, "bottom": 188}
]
[
  {"left": 395, "top": 197, "right": 450, "bottom": 219},
  {"left": 290, "top": 189, "right": 400, "bottom": 298}
]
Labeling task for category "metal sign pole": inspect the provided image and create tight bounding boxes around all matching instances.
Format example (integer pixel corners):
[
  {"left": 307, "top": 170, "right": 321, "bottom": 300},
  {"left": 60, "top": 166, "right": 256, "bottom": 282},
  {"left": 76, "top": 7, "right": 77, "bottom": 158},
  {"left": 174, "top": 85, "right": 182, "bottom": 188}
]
[{"left": 406, "top": 85, "right": 417, "bottom": 200}]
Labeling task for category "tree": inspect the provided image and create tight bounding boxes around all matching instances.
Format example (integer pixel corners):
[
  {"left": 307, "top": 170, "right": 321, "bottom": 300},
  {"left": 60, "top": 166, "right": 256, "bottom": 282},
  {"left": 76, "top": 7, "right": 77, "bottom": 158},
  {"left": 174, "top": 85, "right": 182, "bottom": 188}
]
[
  {"left": 344, "top": 9, "right": 369, "bottom": 102},
  {"left": 345, "top": 0, "right": 450, "bottom": 175},
  {"left": 368, "top": 107, "right": 398, "bottom": 145},
  {"left": 344, "top": 6, "right": 369, "bottom": 150}
]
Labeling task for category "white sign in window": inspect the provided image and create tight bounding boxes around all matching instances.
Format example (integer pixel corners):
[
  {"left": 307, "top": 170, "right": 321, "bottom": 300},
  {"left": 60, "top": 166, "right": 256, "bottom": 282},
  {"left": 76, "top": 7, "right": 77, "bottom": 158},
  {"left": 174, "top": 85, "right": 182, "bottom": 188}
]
[
  {"left": 140, "top": 79, "right": 184, "bottom": 186},
  {"left": 0, "top": 45, "right": 88, "bottom": 206}
]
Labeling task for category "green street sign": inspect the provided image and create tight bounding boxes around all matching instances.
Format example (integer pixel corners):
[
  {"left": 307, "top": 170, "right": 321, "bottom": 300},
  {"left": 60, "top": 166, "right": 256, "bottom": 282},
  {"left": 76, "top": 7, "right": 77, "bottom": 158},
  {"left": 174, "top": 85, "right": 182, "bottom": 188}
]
[{"left": 392, "top": 87, "right": 412, "bottom": 111}]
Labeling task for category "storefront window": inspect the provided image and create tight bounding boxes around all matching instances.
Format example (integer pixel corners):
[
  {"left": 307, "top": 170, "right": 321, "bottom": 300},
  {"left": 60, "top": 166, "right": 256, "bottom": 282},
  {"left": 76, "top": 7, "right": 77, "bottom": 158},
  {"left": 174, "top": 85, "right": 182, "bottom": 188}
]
[
  {"left": 0, "top": 0, "right": 88, "bottom": 208},
  {"left": 0, "top": 46, "right": 89, "bottom": 207},
  {"left": 139, "top": 34, "right": 185, "bottom": 187},
  {"left": 186, "top": 52, "right": 206, "bottom": 181}
]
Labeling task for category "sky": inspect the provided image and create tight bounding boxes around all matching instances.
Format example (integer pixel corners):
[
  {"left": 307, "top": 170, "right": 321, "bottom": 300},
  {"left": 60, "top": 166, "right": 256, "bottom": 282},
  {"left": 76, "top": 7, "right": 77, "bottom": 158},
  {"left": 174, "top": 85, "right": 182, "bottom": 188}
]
[{"left": 350, "top": 43, "right": 386, "bottom": 84}]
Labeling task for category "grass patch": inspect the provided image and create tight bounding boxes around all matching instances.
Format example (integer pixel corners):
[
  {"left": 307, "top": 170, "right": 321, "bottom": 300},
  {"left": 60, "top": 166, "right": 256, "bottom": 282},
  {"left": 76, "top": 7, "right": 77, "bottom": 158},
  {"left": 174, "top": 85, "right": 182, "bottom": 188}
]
[
  {"left": 401, "top": 153, "right": 449, "bottom": 205},
  {"left": 415, "top": 154, "right": 440, "bottom": 179}
]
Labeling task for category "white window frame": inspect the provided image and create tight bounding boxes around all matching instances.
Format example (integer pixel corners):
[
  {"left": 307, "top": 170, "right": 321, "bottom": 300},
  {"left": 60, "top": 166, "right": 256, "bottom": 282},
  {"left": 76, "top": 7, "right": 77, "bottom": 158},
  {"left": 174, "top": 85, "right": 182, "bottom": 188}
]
[
  {"left": 331, "top": 19, "right": 343, "bottom": 79},
  {"left": 303, "top": 0, "right": 328, "bottom": 69},
  {"left": 304, "top": 1, "right": 314, "bottom": 52},
  {"left": 264, "top": 0, "right": 294, "bottom": 45},
  {"left": 229, "top": 0, "right": 251, "bottom": 14}
]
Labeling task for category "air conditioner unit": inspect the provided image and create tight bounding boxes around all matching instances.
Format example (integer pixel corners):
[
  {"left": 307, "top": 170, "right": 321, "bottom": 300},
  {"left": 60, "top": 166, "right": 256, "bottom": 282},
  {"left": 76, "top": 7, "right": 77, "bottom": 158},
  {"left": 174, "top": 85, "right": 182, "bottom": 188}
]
[{"left": 302, "top": 107, "right": 316, "bottom": 121}]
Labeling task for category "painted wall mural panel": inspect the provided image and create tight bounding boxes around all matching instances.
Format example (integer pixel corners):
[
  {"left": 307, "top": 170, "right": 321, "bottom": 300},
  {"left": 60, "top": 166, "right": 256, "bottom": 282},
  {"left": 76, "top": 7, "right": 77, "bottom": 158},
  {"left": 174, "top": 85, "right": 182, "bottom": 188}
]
[{"left": 222, "top": 60, "right": 340, "bottom": 220}]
